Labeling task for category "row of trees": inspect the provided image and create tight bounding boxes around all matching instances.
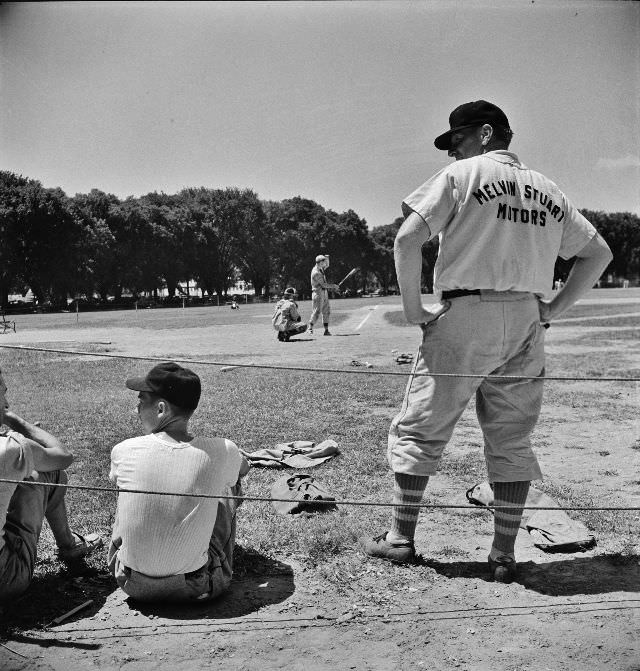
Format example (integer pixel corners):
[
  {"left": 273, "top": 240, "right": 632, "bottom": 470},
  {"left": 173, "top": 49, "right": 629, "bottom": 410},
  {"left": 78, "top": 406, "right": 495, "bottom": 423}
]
[{"left": 0, "top": 170, "right": 638, "bottom": 309}]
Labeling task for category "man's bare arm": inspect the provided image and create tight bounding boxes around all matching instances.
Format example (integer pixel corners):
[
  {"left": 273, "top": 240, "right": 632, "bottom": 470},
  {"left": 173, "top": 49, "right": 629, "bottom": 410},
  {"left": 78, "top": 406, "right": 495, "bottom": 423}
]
[
  {"left": 539, "top": 233, "right": 613, "bottom": 322},
  {"left": 3, "top": 410, "right": 73, "bottom": 472},
  {"left": 394, "top": 212, "right": 442, "bottom": 324}
]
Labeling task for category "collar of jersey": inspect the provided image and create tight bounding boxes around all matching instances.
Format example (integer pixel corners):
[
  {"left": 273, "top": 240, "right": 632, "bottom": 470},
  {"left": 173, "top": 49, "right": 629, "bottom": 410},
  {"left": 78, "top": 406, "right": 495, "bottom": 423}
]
[{"left": 481, "top": 150, "right": 520, "bottom": 164}]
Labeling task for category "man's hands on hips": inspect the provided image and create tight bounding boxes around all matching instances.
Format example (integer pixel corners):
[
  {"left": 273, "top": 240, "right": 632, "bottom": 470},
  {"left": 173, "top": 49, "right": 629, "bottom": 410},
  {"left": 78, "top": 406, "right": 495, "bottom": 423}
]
[
  {"left": 407, "top": 301, "right": 451, "bottom": 328},
  {"left": 537, "top": 299, "right": 554, "bottom": 324}
]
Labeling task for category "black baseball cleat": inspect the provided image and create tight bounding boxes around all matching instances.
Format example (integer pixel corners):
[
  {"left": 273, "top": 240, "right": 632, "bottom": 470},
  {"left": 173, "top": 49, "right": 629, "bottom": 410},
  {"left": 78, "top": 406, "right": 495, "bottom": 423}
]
[
  {"left": 488, "top": 554, "right": 517, "bottom": 583},
  {"left": 323, "top": 330, "right": 332, "bottom": 336},
  {"left": 277, "top": 332, "right": 285, "bottom": 342}
]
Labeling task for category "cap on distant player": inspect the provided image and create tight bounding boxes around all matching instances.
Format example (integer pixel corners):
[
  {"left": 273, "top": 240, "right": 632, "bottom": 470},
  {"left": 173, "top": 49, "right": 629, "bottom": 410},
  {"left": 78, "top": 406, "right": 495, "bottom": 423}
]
[
  {"left": 283, "top": 287, "right": 297, "bottom": 297},
  {"left": 315, "top": 254, "right": 328, "bottom": 263},
  {"left": 434, "top": 100, "right": 511, "bottom": 151}
]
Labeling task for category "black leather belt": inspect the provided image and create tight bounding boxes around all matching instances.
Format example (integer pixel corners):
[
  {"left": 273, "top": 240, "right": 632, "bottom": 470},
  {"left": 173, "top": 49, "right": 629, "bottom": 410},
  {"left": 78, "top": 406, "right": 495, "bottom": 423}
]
[{"left": 441, "top": 289, "right": 481, "bottom": 300}]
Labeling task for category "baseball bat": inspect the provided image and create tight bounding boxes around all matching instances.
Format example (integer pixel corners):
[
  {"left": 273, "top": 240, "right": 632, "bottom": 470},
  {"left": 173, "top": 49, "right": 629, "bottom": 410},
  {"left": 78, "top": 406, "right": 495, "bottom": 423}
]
[{"left": 338, "top": 268, "right": 358, "bottom": 287}]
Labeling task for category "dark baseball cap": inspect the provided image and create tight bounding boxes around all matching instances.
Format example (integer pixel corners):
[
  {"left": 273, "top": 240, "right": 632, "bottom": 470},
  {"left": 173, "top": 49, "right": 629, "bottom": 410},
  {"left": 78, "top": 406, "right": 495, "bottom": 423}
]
[
  {"left": 434, "top": 100, "right": 511, "bottom": 150},
  {"left": 126, "top": 362, "right": 201, "bottom": 411}
]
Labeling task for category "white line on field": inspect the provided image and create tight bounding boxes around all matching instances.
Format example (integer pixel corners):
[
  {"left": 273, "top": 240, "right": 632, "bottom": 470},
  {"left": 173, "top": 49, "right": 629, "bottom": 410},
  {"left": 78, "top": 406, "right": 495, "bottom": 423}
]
[{"left": 355, "top": 305, "right": 378, "bottom": 331}]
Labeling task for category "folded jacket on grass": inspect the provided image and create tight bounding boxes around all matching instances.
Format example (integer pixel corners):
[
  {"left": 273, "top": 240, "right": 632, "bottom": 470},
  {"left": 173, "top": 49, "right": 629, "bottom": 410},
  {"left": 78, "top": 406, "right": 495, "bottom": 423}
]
[
  {"left": 466, "top": 481, "right": 596, "bottom": 553},
  {"left": 244, "top": 440, "right": 340, "bottom": 468}
]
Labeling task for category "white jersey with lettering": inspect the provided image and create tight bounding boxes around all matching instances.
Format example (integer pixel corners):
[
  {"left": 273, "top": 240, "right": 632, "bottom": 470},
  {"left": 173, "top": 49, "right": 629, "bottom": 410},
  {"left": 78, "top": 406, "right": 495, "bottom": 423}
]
[{"left": 402, "top": 150, "right": 597, "bottom": 299}]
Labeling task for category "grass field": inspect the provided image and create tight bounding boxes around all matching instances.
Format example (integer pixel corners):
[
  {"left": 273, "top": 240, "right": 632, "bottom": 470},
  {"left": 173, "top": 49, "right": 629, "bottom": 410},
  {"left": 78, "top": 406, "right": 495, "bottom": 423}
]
[{"left": 1, "top": 289, "right": 639, "bottom": 670}]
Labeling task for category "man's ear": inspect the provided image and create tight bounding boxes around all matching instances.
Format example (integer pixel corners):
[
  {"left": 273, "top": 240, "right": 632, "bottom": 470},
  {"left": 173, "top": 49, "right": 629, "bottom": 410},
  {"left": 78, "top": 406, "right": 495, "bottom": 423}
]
[
  {"left": 481, "top": 123, "right": 493, "bottom": 146},
  {"left": 157, "top": 400, "right": 167, "bottom": 416}
]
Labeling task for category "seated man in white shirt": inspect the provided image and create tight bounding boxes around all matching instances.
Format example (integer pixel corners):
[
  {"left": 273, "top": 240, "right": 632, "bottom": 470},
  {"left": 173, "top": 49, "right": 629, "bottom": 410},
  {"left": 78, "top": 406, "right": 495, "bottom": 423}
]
[
  {"left": 0, "top": 368, "right": 102, "bottom": 605},
  {"left": 108, "top": 362, "right": 250, "bottom": 603}
]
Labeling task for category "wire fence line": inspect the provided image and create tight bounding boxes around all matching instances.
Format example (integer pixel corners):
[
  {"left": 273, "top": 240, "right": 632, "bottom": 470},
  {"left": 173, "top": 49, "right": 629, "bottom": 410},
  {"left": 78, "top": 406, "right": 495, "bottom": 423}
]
[
  {"left": 1, "top": 344, "right": 639, "bottom": 382},
  {"left": 2, "top": 478, "right": 639, "bottom": 512},
  {"left": 0, "top": 343, "right": 638, "bottom": 513}
]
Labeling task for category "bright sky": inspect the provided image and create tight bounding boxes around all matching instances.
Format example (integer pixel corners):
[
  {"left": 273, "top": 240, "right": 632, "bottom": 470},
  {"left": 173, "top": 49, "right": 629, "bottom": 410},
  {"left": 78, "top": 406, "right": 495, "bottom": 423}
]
[{"left": 1, "top": 1, "right": 638, "bottom": 228}]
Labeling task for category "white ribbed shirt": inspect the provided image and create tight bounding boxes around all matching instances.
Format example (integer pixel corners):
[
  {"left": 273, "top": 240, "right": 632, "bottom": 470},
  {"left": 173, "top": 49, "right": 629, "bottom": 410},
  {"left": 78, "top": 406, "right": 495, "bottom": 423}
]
[{"left": 109, "top": 433, "right": 243, "bottom": 576}]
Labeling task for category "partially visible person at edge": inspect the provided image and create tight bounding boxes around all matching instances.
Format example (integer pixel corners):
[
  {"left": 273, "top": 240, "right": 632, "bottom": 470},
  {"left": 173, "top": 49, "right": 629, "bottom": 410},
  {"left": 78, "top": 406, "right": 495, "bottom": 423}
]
[
  {"left": 108, "top": 362, "right": 250, "bottom": 602},
  {"left": 308, "top": 254, "right": 340, "bottom": 336},
  {"left": 272, "top": 287, "right": 308, "bottom": 342},
  {"left": 0, "top": 368, "right": 103, "bottom": 604},
  {"left": 360, "top": 100, "right": 612, "bottom": 583}
]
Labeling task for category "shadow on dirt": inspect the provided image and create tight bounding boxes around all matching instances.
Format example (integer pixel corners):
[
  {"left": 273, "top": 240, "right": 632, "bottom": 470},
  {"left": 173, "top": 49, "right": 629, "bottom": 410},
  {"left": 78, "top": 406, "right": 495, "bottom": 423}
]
[
  {"left": 1, "top": 563, "right": 115, "bottom": 640},
  {"left": 1, "top": 548, "right": 294, "bottom": 639},
  {"left": 123, "top": 547, "right": 295, "bottom": 620},
  {"left": 423, "top": 553, "right": 640, "bottom": 595}
]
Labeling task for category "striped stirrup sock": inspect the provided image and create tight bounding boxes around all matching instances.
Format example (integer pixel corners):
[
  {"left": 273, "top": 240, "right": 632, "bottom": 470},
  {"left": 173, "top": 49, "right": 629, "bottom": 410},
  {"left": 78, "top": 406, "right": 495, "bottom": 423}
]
[
  {"left": 389, "top": 473, "right": 430, "bottom": 541},
  {"left": 491, "top": 480, "right": 530, "bottom": 557}
]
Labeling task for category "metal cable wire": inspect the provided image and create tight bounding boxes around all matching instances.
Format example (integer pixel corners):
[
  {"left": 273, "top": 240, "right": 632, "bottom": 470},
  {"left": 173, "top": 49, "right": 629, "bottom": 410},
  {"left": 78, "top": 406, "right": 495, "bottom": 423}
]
[
  {"left": 0, "top": 344, "right": 638, "bottom": 381},
  {"left": 0, "top": 343, "right": 637, "bottom": 511},
  {"left": 1, "top": 478, "right": 638, "bottom": 511}
]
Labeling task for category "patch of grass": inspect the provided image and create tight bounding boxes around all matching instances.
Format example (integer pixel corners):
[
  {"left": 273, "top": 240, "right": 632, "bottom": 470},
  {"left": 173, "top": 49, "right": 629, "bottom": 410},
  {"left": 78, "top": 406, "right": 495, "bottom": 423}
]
[
  {"left": 561, "top": 303, "right": 640, "bottom": 319},
  {"left": 554, "top": 326, "right": 640, "bottom": 342},
  {"left": 535, "top": 480, "right": 639, "bottom": 546},
  {"left": 543, "top": 374, "right": 638, "bottom": 422},
  {"left": 557, "top": 318, "right": 640, "bottom": 328},
  {"left": 383, "top": 310, "right": 413, "bottom": 328},
  {"left": 13, "top": 300, "right": 360, "bottom": 333},
  {"left": 1, "top": 348, "right": 405, "bottom": 571},
  {"left": 546, "top": 350, "right": 639, "bottom": 378},
  {"left": 438, "top": 450, "right": 486, "bottom": 479}
]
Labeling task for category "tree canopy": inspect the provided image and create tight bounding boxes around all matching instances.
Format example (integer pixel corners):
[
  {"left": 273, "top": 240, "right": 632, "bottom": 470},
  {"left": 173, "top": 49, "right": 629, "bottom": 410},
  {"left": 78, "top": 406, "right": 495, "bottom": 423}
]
[{"left": 0, "top": 170, "right": 635, "bottom": 309}]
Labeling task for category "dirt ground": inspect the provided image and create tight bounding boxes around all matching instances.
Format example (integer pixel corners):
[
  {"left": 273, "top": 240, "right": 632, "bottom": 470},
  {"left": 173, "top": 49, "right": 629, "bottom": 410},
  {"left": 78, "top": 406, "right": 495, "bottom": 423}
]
[{"left": 1, "top": 292, "right": 639, "bottom": 671}]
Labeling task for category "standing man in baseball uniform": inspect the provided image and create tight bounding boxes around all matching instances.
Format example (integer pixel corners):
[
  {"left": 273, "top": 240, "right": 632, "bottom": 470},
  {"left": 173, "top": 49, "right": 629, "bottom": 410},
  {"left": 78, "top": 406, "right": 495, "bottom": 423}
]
[
  {"left": 360, "top": 100, "right": 612, "bottom": 582},
  {"left": 308, "top": 254, "right": 340, "bottom": 336}
]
